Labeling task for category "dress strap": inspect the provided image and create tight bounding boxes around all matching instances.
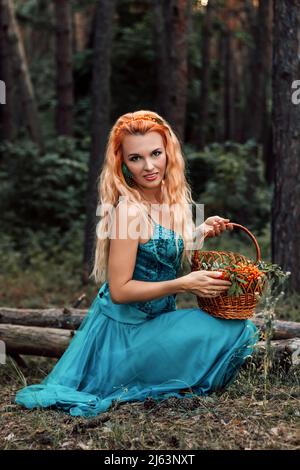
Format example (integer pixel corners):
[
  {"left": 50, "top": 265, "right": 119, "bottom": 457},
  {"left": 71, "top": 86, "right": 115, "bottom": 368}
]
[
  {"left": 140, "top": 204, "right": 156, "bottom": 226},
  {"left": 146, "top": 211, "right": 157, "bottom": 225}
]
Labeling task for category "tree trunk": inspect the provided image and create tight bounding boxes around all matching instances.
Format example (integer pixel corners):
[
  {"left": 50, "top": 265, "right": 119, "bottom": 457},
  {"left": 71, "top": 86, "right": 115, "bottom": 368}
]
[
  {"left": 216, "top": 32, "right": 225, "bottom": 142},
  {"left": 54, "top": 0, "right": 74, "bottom": 136},
  {"left": 82, "top": 0, "right": 116, "bottom": 284},
  {"left": 194, "top": 0, "right": 213, "bottom": 149},
  {"left": 245, "top": 0, "right": 273, "bottom": 144},
  {"left": 272, "top": 0, "right": 300, "bottom": 293},
  {"left": 73, "top": 10, "right": 87, "bottom": 52},
  {"left": 73, "top": 5, "right": 96, "bottom": 53},
  {"left": 264, "top": 123, "right": 274, "bottom": 184},
  {"left": 220, "top": 0, "right": 240, "bottom": 142},
  {"left": 2, "top": 306, "right": 300, "bottom": 340},
  {"left": 2, "top": 322, "right": 299, "bottom": 368},
  {"left": 0, "top": 0, "right": 14, "bottom": 139},
  {"left": 223, "top": 30, "right": 235, "bottom": 141},
  {"left": 154, "top": 0, "right": 192, "bottom": 142},
  {"left": 3, "top": 0, "right": 42, "bottom": 147}
]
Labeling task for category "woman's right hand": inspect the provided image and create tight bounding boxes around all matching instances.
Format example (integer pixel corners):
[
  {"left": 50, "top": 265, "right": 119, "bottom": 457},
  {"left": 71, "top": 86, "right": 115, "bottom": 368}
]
[{"left": 182, "top": 270, "right": 232, "bottom": 298}]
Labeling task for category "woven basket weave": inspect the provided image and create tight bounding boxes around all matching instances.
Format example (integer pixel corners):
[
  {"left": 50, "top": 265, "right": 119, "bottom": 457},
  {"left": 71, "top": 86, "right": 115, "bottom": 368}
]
[{"left": 191, "top": 223, "right": 267, "bottom": 320}]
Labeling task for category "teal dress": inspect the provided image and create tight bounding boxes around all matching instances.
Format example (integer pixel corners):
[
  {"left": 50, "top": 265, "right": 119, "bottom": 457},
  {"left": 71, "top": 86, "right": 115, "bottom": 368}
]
[{"left": 15, "top": 214, "right": 259, "bottom": 418}]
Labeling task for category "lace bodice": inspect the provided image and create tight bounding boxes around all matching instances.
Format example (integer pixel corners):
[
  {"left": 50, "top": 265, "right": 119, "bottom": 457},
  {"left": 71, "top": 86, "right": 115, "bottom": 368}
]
[{"left": 130, "top": 212, "right": 184, "bottom": 316}]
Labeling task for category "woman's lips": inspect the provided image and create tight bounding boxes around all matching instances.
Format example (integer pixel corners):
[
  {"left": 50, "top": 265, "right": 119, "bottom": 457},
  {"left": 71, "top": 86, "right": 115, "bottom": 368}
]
[{"left": 144, "top": 173, "right": 158, "bottom": 181}]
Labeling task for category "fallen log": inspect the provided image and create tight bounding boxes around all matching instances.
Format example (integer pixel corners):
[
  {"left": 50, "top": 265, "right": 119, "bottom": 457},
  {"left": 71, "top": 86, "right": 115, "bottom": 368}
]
[
  {"left": 253, "top": 318, "right": 300, "bottom": 340},
  {"left": 244, "top": 338, "right": 300, "bottom": 372},
  {"left": 1, "top": 324, "right": 300, "bottom": 370},
  {"left": 0, "top": 324, "right": 75, "bottom": 358},
  {"left": 1, "top": 307, "right": 300, "bottom": 339},
  {"left": 0, "top": 307, "right": 85, "bottom": 329}
]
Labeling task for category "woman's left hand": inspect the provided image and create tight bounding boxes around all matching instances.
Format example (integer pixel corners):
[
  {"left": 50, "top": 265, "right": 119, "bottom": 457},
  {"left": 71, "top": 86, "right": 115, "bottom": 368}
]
[{"left": 203, "top": 216, "right": 234, "bottom": 238}]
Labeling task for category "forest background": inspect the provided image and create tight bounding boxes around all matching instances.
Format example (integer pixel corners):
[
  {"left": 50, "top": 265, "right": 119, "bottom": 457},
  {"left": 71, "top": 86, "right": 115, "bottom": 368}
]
[{"left": 0, "top": 0, "right": 299, "bottom": 451}]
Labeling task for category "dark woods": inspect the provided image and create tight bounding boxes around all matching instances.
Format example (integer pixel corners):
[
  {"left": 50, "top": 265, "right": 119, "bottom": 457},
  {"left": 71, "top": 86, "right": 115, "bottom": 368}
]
[{"left": 0, "top": 0, "right": 299, "bottom": 293}]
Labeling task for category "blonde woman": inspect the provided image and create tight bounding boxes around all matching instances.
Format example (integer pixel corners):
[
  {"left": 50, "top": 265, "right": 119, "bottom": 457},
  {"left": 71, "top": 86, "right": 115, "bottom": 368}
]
[{"left": 15, "top": 111, "right": 259, "bottom": 417}]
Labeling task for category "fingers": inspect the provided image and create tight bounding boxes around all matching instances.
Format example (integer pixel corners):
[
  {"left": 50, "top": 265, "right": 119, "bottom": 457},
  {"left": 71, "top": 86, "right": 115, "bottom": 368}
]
[
  {"left": 191, "top": 283, "right": 230, "bottom": 298},
  {"left": 213, "top": 219, "right": 229, "bottom": 234},
  {"left": 209, "top": 281, "right": 232, "bottom": 287},
  {"left": 198, "top": 291, "right": 226, "bottom": 298},
  {"left": 191, "top": 268, "right": 232, "bottom": 298},
  {"left": 207, "top": 271, "right": 223, "bottom": 277},
  {"left": 198, "top": 294, "right": 216, "bottom": 298},
  {"left": 207, "top": 286, "right": 229, "bottom": 294},
  {"left": 204, "top": 226, "right": 215, "bottom": 237},
  {"left": 212, "top": 222, "right": 220, "bottom": 235},
  {"left": 203, "top": 283, "right": 230, "bottom": 296},
  {"left": 217, "top": 220, "right": 227, "bottom": 231},
  {"left": 204, "top": 218, "right": 233, "bottom": 238},
  {"left": 205, "top": 271, "right": 231, "bottom": 285},
  {"left": 205, "top": 272, "right": 231, "bottom": 285}
]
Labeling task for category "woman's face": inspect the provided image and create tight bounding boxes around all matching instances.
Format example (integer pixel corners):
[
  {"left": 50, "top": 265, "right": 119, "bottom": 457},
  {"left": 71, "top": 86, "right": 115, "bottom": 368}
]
[{"left": 122, "top": 132, "right": 167, "bottom": 191}]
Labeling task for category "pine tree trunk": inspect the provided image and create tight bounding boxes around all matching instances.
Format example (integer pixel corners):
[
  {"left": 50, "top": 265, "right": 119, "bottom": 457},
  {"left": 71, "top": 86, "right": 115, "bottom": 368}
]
[
  {"left": 82, "top": 0, "right": 116, "bottom": 283},
  {"left": 54, "top": 0, "right": 74, "bottom": 136},
  {"left": 216, "top": 32, "right": 225, "bottom": 142},
  {"left": 73, "top": 10, "right": 87, "bottom": 52},
  {"left": 3, "top": 0, "right": 42, "bottom": 147},
  {"left": 272, "top": 0, "right": 300, "bottom": 292},
  {"left": 195, "top": 0, "right": 213, "bottom": 149},
  {"left": 223, "top": 30, "right": 235, "bottom": 141},
  {"left": 154, "top": 0, "right": 192, "bottom": 142},
  {"left": 73, "top": 5, "right": 95, "bottom": 53},
  {"left": 245, "top": 0, "right": 273, "bottom": 144},
  {"left": 0, "top": 0, "right": 14, "bottom": 139}
]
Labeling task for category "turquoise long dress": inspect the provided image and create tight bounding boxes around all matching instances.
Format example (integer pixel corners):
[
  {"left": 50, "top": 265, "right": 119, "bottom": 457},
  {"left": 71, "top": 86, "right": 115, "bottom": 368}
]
[{"left": 15, "top": 213, "right": 259, "bottom": 418}]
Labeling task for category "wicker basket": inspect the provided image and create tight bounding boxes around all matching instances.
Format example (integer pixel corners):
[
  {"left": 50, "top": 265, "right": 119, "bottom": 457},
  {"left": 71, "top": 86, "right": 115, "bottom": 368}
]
[{"left": 191, "top": 223, "right": 267, "bottom": 320}]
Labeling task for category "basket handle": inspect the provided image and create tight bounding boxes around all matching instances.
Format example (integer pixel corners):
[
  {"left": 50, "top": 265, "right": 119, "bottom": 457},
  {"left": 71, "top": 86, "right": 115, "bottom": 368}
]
[{"left": 204, "top": 222, "right": 261, "bottom": 262}]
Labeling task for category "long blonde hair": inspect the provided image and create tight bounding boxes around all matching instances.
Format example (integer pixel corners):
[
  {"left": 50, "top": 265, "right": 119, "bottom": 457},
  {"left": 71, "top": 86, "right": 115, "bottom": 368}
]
[{"left": 90, "top": 110, "right": 197, "bottom": 285}]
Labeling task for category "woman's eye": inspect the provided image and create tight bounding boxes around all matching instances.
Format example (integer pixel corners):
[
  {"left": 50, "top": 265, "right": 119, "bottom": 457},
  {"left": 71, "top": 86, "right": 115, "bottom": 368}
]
[{"left": 130, "top": 151, "right": 161, "bottom": 162}]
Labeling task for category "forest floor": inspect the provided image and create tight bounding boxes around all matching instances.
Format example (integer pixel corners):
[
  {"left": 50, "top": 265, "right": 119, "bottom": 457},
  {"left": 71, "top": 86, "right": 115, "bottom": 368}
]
[
  {"left": 1, "top": 354, "right": 300, "bottom": 450},
  {"left": 1, "top": 241, "right": 300, "bottom": 450}
]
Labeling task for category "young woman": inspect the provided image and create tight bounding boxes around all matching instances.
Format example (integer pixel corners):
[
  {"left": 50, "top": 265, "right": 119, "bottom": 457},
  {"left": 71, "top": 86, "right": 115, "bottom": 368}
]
[{"left": 15, "top": 110, "right": 259, "bottom": 418}]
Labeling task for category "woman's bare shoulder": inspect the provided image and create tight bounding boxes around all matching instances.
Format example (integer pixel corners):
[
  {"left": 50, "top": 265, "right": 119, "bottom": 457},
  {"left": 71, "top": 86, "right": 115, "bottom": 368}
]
[
  {"left": 114, "top": 198, "right": 145, "bottom": 221},
  {"left": 110, "top": 198, "right": 149, "bottom": 242}
]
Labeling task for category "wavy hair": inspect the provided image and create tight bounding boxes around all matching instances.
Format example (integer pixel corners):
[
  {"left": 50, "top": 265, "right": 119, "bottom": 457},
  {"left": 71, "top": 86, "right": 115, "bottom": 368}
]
[{"left": 90, "top": 110, "right": 198, "bottom": 285}]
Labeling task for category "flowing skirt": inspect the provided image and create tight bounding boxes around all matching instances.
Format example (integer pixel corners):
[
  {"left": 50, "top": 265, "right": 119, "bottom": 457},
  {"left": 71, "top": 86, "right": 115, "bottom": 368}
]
[{"left": 15, "top": 290, "right": 259, "bottom": 418}]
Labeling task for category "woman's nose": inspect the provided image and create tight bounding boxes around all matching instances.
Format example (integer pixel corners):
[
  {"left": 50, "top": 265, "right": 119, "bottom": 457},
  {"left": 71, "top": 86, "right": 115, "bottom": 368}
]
[{"left": 144, "top": 159, "right": 155, "bottom": 171}]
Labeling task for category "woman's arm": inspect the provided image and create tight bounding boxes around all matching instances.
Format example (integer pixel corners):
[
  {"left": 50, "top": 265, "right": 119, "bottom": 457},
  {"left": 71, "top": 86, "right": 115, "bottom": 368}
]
[
  {"left": 107, "top": 204, "right": 231, "bottom": 303},
  {"left": 111, "top": 278, "right": 186, "bottom": 304},
  {"left": 192, "top": 223, "right": 206, "bottom": 249},
  {"left": 192, "top": 217, "right": 233, "bottom": 247},
  {"left": 107, "top": 202, "right": 186, "bottom": 304}
]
